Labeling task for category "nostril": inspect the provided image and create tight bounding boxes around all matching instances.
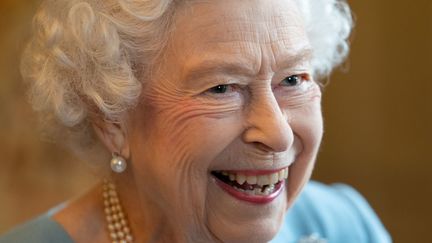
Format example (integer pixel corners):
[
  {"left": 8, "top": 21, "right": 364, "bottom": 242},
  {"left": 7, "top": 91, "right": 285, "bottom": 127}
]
[
  {"left": 253, "top": 142, "right": 273, "bottom": 152},
  {"left": 242, "top": 121, "right": 293, "bottom": 153}
]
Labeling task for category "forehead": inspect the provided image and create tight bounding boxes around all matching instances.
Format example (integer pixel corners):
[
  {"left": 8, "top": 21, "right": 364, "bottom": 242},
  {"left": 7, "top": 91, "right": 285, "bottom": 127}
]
[
  {"left": 164, "top": 0, "right": 310, "bottom": 78},
  {"left": 176, "top": 0, "right": 302, "bottom": 39}
]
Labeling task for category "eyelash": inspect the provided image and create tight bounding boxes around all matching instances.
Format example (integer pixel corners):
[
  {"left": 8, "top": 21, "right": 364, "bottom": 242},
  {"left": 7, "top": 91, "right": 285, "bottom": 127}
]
[
  {"left": 204, "top": 83, "right": 241, "bottom": 98},
  {"left": 208, "top": 85, "right": 231, "bottom": 94},
  {"left": 205, "top": 74, "right": 308, "bottom": 95},
  {"left": 280, "top": 74, "right": 305, "bottom": 87}
]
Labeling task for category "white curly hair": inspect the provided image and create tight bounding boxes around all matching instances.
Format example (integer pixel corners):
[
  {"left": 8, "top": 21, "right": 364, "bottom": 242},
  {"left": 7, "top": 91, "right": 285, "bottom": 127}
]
[{"left": 21, "top": 0, "right": 353, "bottom": 162}]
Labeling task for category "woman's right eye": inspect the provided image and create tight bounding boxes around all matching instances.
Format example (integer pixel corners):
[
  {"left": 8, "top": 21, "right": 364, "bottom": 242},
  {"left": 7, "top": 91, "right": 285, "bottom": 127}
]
[
  {"left": 202, "top": 83, "right": 242, "bottom": 100},
  {"left": 208, "top": 84, "right": 229, "bottom": 94},
  {"left": 205, "top": 84, "right": 241, "bottom": 96}
]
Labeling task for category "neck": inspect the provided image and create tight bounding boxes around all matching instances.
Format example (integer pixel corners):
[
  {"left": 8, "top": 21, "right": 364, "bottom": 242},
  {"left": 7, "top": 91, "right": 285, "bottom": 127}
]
[{"left": 112, "top": 171, "right": 189, "bottom": 242}]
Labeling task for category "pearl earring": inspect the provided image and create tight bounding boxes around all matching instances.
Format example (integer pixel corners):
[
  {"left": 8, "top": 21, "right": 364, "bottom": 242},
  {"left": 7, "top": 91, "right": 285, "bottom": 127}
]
[{"left": 110, "top": 153, "right": 127, "bottom": 173}]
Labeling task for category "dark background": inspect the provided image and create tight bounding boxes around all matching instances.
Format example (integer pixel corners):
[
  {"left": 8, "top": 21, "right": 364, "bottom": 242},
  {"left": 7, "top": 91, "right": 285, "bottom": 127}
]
[{"left": 1, "top": 1, "right": 431, "bottom": 242}]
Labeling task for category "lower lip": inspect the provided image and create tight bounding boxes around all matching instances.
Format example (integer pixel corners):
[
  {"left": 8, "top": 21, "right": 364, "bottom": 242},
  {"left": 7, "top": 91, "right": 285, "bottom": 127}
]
[{"left": 214, "top": 177, "right": 285, "bottom": 204}]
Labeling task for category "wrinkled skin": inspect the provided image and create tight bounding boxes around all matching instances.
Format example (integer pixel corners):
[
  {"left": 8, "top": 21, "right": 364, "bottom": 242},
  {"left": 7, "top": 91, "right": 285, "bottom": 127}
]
[{"left": 111, "top": 0, "right": 323, "bottom": 242}]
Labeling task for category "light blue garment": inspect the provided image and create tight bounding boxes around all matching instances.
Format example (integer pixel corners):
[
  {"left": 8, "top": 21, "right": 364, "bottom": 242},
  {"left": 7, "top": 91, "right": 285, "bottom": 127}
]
[
  {"left": 271, "top": 181, "right": 391, "bottom": 243},
  {"left": 0, "top": 214, "right": 73, "bottom": 243},
  {"left": 0, "top": 181, "right": 391, "bottom": 243}
]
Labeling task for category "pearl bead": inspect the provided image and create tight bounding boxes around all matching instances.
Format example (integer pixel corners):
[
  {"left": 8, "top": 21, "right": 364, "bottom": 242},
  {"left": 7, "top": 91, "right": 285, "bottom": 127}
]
[
  {"left": 104, "top": 181, "right": 133, "bottom": 242},
  {"left": 109, "top": 190, "right": 117, "bottom": 197},
  {"left": 110, "top": 156, "right": 127, "bottom": 173},
  {"left": 123, "top": 227, "right": 130, "bottom": 233},
  {"left": 108, "top": 224, "right": 115, "bottom": 231},
  {"left": 110, "top": 232, "right": 118, "bottom": 239},
  {"left": 125, "top": 235, "right": 133, "bottom": 242}
]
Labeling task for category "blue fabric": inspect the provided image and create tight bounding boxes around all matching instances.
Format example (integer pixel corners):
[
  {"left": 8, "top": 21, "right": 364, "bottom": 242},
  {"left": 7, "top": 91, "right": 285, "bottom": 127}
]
[
  {"left": 0, "top": 215, "right": 73, "bottom": 243},
  {"left": 271, "top": 181, "right": 392, "bottom": 243},
  {"left": 0, "top": 181, "right": 391, "bottom": 243}
]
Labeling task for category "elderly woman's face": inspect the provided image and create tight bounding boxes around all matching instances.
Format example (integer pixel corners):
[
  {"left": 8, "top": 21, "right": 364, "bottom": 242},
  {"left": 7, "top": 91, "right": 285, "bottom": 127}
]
[{"left": 127, "top": 0, "right": 322, "bottom": 241}]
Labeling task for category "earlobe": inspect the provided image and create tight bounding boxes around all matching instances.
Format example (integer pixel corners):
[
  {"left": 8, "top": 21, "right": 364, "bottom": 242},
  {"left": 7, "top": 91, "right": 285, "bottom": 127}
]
[{"left": 92, "top": 120, "right": 130, "bottom": 160}]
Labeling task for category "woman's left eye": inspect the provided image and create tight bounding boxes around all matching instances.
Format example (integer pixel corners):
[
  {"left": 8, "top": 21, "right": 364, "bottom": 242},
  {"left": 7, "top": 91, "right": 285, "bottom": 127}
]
[{"left": 280, "top": 75, "right": 303, "bottom": 87}]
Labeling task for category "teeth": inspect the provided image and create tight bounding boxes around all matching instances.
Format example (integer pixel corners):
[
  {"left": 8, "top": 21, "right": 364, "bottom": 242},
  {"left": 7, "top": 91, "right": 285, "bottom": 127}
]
[
  {"left": 269, "top": 173, "right": 279, "bottom": 184},
  {"left": 233, "top": 184, "right": 276, "bottom": 196},
  {"left": 245, "top": 190, "right": 255, "bottom": 195},
  {"left": 220, "top": 167, "right": 288, "bottom": 188},
  {"left": 278, "top": 170, "right": 285, "bottom": 181},
  {"left": 236, "top": 174, "right": 246, "bottom": 185},
  {"left": 226, "top": 184, "right": 274, "bottom": 196},
  {"left": 246, "top": 175, "right": 257, "bottom": 184},
  {"left": 263, "top": 184, "right": 275, "bottom": 195},
  {"left": 255, "top": 170, "right": 286, "bottom": 186},
  {"left": 257, "top": 174, "right": 270, "bottom": 186},
  {"left": 254, "top": 188, "right": 261, "bottom": 194}
]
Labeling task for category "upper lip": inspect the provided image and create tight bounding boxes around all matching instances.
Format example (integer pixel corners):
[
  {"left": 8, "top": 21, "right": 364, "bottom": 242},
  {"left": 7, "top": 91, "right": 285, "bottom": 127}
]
[
  {"left": 215, "top": 166, "right": 289, "bottom": 176},
  {"left": 210, "top": 151, "right": 297, "bottom": 173}
]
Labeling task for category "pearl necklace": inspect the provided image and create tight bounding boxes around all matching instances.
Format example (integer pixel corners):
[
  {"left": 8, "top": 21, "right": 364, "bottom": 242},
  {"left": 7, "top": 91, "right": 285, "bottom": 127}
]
[{"left": 103, "top": 180, "right": 134, "bottom": 243}]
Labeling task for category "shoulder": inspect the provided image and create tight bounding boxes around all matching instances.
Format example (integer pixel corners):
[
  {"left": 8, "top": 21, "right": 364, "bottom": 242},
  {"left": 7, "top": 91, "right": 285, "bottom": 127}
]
[
  {"left": 0, "top": 214, "right": 73, "bottom": 243},
  {"left": 272, "top": 181, "right": 392, "bottom": 243}
]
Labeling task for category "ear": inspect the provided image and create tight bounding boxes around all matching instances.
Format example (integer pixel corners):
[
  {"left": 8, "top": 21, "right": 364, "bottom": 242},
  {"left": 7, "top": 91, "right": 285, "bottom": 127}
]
[{"left": 92, "top": 119, "right": 130, "bottom": 160}]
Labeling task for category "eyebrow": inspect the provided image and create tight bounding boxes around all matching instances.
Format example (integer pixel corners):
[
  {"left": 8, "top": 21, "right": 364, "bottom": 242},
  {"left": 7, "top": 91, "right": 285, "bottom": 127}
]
[
  {"left": 182, "top": 59, "right": 255, "bottom": 84},
  {"left": 182, "top": 48, "right": 314, "bottom": 84}
]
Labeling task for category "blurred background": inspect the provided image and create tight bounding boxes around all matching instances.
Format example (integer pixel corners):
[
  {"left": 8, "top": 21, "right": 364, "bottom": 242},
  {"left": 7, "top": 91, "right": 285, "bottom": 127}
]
[{"left": 0, "top": 0, "right": 431, "bottom": 242}]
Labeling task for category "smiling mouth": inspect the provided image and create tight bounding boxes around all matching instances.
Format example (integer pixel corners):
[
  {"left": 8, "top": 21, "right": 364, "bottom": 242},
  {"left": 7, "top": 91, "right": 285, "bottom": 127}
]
[{"left": 211, "top": 167, "right": 288, "bottom": 204}]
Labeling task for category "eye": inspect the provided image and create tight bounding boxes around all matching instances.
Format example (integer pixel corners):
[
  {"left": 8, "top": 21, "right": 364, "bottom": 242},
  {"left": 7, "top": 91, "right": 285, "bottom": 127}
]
[
  {"left": 206, "top": 84, "right": 241, "bottom": 95},
  {"left": 281, "top": 75, "right": 303, "bottom": 87},
  {"left": 203, "top": 83, "right": 242, "bottom": 100},
  {"left": 208, "top": 84, "right": 229, "bottom": 94}
]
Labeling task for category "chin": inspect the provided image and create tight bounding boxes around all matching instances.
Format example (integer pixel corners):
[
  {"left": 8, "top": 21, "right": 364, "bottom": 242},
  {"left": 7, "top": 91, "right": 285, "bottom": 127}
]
[
  {"left": 211, "top": 212, "right": 285, "bottom": 243},
  {"left": 205, "top": 173, "right": 289, "bottom": 243},
  {"left": 220, "top": 223, "right": 283, "bottom": 243}
]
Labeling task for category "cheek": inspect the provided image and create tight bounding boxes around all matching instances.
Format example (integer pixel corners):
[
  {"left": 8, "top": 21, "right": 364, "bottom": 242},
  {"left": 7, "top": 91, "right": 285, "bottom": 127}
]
[
  {"left": 144, "top": 91, "right": 244, "bottom": 163},
  {"left": 128, "top": 95, "right": 244, "bottom": 193},
  {"left": 127, "top": 95, "right": 246, "bottom": 232},
  {"left": 291, "top": 101, "right": 323, "bottom": 145},
  {"left": 284, "top": 92, "right": 323, "bottom": 207},
  {"left": 288, "top": 85, "right": 323, "bottom": 145}
]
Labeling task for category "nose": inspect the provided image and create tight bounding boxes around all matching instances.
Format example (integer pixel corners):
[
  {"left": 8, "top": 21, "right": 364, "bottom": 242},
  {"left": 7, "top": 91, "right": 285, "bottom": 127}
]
[{"left": 242, "top": 90, "right": 293, "bottom": 152}]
